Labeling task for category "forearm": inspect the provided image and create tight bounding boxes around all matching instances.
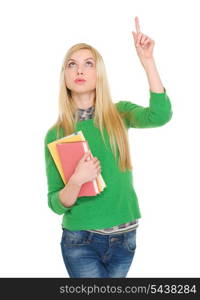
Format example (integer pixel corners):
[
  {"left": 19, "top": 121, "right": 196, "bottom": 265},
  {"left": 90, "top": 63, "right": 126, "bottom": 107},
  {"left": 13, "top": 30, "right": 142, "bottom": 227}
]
[
  {"left": 143, "top": 57, "right": 165, "bottom": 93},
  {"left": 59, "top": 174, "right": 82, "bottom": 208}
]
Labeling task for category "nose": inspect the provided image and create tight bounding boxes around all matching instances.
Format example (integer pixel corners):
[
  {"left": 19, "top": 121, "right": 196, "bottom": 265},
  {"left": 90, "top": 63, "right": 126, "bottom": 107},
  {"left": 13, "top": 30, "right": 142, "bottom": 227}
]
[{"left": 77, "top": 66, "right": 84, "bottom": 75}]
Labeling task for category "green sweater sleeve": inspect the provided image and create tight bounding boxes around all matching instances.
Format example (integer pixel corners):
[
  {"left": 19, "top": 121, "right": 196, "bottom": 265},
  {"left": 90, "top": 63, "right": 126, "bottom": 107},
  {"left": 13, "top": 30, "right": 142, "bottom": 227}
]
[
  {"left": 44, "top": 128, "right": 72, "bottom": 215},
  {"left": 116, "top": 88, "right": 173, "bottom": 128}
]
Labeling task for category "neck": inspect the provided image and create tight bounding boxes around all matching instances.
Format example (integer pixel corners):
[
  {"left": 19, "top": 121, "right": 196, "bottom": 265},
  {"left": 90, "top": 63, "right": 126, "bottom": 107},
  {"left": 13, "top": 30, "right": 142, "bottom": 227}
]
[{"left": 71, "top": 90, "right": 95, "bottom": 110}]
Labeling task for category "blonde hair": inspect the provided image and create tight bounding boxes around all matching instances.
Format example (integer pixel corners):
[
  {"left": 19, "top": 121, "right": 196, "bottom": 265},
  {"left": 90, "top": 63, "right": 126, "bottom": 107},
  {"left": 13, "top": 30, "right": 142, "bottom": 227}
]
[{"left": 50, "top": 42, "right": 133, "bottom": 172}]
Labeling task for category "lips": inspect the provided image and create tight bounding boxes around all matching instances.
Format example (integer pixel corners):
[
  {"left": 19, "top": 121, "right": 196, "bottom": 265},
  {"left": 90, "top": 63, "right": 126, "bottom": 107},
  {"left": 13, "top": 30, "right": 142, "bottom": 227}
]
[{"left": 74, "top": 78, "right": 86, "bottom": 83}]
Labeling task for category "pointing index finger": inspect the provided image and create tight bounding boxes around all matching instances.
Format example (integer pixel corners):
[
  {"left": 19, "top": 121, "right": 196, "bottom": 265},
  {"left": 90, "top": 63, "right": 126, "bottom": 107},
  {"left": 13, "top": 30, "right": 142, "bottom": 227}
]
[{"left": 135, "top": 16, "right": 141, "bottom": 33}]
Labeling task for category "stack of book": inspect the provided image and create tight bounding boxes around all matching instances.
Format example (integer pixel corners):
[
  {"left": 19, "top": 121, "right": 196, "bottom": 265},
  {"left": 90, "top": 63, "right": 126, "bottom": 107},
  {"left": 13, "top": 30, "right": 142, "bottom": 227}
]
[{"left": 47, "top": 131, "right": 106, "bottom": 197}]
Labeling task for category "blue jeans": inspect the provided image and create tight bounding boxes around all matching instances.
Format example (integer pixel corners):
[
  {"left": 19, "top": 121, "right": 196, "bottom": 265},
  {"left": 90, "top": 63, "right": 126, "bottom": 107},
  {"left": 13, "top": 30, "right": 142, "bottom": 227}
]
[{"left": 60, "top": 228, "right": 137, "bottom": 278}]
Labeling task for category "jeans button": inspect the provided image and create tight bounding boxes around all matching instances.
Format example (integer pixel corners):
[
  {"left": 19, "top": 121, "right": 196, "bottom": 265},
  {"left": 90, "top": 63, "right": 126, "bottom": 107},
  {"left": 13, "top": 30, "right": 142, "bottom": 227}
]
[{"left": 110, "top": 237, "right": 119, "bottom": 242}]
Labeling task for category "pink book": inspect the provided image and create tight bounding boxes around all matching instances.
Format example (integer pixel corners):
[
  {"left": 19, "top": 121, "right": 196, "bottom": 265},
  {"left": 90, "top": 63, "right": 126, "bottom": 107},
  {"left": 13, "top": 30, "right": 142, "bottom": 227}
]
[{"left": 56, "top": 140, "right": 100, "bottom": 197}]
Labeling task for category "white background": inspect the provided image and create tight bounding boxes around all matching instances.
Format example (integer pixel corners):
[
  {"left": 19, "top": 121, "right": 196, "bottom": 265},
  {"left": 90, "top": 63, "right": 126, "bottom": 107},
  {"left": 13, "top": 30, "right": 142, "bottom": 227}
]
[{"left": 0, "top": 0, "right": 200, "bottom": 277}]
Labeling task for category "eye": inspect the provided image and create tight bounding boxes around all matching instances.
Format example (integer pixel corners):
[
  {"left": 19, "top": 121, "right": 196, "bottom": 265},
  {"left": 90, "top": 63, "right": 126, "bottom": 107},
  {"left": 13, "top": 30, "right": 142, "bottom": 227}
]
[
  {"left": 68, "top": 62, "right": 75, "bottom": 67},
  {"left": 67, "top": 61, "right": 94, "bottom": 68},
  {"left": 86, "top": 61, "right": 93, "bottom": 66}
]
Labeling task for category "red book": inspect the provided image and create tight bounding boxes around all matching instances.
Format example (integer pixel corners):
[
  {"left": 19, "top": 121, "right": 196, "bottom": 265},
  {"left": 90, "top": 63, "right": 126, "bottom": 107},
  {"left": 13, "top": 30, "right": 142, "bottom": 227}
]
[{"left": 56, "top": 140, "right": 100, "bottom": 197}]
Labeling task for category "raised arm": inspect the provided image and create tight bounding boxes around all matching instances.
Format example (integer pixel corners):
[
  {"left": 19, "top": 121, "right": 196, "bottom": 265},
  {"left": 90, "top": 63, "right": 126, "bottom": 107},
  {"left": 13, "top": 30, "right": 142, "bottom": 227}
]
[
  {"left": 116, "top": 88, "right": 173, "bottom": 128},
  {"left": 132, "top": 16, "right": 165, "bottom": 93},
  {"left": 116, "top": 16, "right": 173, "bottom": 128}
]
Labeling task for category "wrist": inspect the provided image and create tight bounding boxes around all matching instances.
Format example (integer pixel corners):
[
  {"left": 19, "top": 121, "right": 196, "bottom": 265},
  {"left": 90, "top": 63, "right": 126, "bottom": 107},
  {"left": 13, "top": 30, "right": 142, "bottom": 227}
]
[
  {"left": 69, "top": 174, "right": 83, "bottom": 187},
  {"left": 142, "top": 57, "right": 155, "bottom": 69},
  {"left": 59, "top": 189, "right": 72, "bottom": 207}
]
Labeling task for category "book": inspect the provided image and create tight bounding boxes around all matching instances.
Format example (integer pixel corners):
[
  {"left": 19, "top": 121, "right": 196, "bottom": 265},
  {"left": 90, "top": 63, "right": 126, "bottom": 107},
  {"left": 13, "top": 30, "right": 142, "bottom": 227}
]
[
  {"left": 56, "top": 140, "right": 99, "bottom": 197},
  {"left": 47, "top": 131, "right": 85, "bottom": 184},
  {"left": 47, "top": 130, "right": 106, "bottom": 192}
]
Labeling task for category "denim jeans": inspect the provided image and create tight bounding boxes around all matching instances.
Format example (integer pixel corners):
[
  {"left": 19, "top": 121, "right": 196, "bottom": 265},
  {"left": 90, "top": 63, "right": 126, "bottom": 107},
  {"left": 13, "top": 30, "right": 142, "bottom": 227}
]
[{"left": 60, "top": 228, "right": 137, "bottom": 278}]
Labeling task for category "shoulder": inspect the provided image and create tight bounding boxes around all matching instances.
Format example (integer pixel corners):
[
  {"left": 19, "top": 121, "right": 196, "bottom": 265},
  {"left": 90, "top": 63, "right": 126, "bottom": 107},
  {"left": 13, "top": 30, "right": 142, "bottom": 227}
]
[
  {"left": 44, "top": 125, "right": 64, "bottom": 145},
  {"left": 115, "top": 100, "right": 125, "bottom": 111},
  {"left": 115, "top": 100, "right": 138, "bottom": 112}
]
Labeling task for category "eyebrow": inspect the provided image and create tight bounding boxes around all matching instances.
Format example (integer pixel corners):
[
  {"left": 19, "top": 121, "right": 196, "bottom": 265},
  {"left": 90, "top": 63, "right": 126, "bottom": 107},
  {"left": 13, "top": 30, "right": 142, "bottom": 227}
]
[{"left": 67, "top": 57, "right": 95, "bottom": 62}]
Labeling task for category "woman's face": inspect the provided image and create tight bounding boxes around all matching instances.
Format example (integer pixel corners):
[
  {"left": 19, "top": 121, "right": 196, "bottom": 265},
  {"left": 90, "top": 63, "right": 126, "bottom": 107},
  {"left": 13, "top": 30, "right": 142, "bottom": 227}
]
[{"left": 64, "top": 49, "right": 97, "bottom": 94}]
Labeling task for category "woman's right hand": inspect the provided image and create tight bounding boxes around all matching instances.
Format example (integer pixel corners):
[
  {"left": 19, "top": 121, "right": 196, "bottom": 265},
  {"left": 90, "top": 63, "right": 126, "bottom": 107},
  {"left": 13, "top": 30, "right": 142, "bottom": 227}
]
[{"left": 72, "top": 151, "right": 101, "bottom": 186}]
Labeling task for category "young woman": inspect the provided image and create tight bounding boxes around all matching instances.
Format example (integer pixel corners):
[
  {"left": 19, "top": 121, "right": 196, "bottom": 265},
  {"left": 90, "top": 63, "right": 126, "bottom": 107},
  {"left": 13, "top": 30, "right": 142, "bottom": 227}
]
[{"left": 44, "top": 17, "right": 173, "bottom": 278}]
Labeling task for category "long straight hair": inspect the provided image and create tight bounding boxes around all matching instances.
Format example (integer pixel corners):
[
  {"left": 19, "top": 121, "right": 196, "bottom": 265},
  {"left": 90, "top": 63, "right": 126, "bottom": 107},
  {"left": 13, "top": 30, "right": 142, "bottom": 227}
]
[{"left": 50, "top": 43, "right": 133, "bottom": 172}]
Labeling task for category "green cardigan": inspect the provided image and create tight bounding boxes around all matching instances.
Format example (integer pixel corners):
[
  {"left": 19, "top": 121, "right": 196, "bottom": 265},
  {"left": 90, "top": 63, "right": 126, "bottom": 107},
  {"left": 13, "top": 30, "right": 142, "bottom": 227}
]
[{"left": 44, "top": 89, "right": 173, "bottom": 230}]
